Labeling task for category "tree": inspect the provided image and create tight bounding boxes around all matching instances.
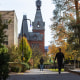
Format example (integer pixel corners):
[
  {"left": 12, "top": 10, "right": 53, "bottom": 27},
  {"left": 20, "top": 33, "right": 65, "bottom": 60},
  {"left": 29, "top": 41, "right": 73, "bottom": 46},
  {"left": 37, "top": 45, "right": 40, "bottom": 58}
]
[
  {"left": 48, "top": 42, "right": 68, "bottom": 60},
  {"left": 51, "top": 0, "right": 80, "bottom": 50},
  {"left": 66, "top": 1, "right": 80, "bottom": 50},
  {"left": 0, "top": 15, "right": 10, "bottom": 80},
  {"left": 0, "top": 15, "right": 7, "bottom": 46},
  {"left": 8, "top": 45, "right": 19, "bottom": 62},
  {"left": 51, "top": 0, "right": 80, "bottom": 43},
  {"left": 32, "top": 47, "right": 43, "bottom": 68},
  {"left": 18, "top": 37, "right": 32, "bottom": 62},
  {"left": 50, "top": 0, "right": 80, "bottom": 64},
  {"left": 51, "top": 0, "right": 70, "bottom": 46},
  {"left": 0, "top": 46, "right": 9, "bottom": 80},
  {"left": 51, "top": 23, "right": 68, "bottom": 46}
]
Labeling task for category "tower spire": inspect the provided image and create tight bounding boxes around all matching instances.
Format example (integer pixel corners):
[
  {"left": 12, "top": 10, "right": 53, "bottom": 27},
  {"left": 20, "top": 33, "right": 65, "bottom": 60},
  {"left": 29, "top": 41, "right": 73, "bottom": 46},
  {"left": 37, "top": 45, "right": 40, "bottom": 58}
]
[
  {"left": 36, "top": 0, "right": 41, "bottom": 10},
  {"left": 20, "top": 15, "right": 29, "bottom": 37},
  {"left": 32, "top": 0, "right": 45, "bottom": 31}
]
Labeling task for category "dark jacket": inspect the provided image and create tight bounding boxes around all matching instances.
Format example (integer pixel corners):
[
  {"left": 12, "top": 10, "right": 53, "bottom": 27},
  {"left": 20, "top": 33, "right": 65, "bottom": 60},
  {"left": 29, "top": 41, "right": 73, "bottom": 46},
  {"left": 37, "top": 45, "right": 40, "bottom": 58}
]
[
  {"left": 55, "top": 52, "right": 64, "bottom": 64},
  {"left": 40, "top": 58, "right": 44, "bottom": 65}
]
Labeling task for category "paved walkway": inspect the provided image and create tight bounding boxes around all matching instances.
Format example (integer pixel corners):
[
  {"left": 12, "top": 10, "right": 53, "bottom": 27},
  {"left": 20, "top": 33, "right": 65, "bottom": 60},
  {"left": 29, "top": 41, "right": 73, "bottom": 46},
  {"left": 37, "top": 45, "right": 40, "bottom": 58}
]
[
  {"left": 7, "top": 69, "right": 80, "bottom": 80},
  {"left": 71, "top": 68, "right": 80, "bottom": 72},
  {"left": 69, "top": 68, "right": 80, "bottom": 75}
]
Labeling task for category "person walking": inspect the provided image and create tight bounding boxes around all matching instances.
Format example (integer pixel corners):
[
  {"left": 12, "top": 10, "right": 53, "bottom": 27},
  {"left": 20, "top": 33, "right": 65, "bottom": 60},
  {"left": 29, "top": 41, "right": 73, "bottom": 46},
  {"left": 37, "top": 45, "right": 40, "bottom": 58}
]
[
  {"left": 40, "top": 57, "right": 44, "bottom": 71},
  {"left": 54, "top": 48, "right": 65, "bottom": 74}
]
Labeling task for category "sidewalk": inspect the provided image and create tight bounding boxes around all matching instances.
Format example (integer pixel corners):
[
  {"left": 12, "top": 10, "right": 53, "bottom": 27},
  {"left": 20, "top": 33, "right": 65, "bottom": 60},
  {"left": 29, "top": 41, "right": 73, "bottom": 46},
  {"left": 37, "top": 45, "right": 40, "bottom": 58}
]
[
  {"left": 7, "top": 69, "right": 80, "bottom": 80},
  {"left": 9, "top": 68, "right": 80, "bottom": 75},
  {"left": 69, "top": 68, "right": 80, "bottom": 75},
  {"left": 9, "top": 70, "right": 30, "bottom": 75}
]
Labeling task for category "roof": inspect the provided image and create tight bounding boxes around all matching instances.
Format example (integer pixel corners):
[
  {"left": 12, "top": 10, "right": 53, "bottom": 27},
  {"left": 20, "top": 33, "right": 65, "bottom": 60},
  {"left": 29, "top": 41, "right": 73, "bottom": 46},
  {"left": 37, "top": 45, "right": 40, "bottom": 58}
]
[{"left": 28, "top": 32, "right": 43, "bottom": 41}]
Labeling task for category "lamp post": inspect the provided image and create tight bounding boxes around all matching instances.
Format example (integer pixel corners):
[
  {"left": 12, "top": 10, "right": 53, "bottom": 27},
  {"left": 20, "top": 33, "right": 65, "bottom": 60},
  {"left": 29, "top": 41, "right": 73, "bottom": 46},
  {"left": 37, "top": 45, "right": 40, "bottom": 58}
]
[{"left": 22, "top": 19, "right": 31, "bottom": 62}]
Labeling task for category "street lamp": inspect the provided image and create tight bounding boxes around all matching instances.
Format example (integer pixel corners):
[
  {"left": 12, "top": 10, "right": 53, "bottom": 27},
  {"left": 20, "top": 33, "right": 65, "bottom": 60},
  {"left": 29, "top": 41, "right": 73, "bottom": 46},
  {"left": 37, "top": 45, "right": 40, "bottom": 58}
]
[{"left": 22, "top": 19, "right": 31, "bottom": 62}]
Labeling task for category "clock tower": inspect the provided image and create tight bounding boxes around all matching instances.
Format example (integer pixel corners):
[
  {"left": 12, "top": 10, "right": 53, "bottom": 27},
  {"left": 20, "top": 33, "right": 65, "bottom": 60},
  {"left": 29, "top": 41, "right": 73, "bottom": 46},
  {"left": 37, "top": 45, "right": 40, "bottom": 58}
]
[
  {"left": 19, "top": 0, "right": 45, "bottom": 54},
  {"left": 32, "top": 0, "right": 45, "bottom": 34},
  {"left": 32, "top": 0, "right": 45, "bottom": 53}
]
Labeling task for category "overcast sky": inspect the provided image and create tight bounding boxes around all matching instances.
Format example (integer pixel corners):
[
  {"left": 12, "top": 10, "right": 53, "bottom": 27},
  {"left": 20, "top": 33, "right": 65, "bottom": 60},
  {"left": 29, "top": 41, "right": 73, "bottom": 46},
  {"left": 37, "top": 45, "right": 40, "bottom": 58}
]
[{"left": 0, "top": 0, "right": 55, "bottom": 46}]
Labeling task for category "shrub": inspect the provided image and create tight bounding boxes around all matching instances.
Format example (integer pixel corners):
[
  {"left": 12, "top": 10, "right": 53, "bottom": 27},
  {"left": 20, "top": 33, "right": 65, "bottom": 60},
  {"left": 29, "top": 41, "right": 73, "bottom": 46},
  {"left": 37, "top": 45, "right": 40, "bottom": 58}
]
[
  {"left": 9, "top": 62, "right": 30, "bottom": 72},
  {"left": 21, "top": 63, "right": 30, "bottom": 72},
  {"left": 11, "top": 67, "right": 19, "bottom": 72}
]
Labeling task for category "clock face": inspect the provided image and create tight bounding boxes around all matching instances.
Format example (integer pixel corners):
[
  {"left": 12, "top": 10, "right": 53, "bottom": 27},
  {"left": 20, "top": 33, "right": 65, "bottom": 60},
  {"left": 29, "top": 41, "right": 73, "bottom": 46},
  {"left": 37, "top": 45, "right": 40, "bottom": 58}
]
[
  {"left": 37, "top": 24, "right": 40, "bottom": 28},
  {"left": 37, "top": 21, "right": 40, "bottom": 28}
]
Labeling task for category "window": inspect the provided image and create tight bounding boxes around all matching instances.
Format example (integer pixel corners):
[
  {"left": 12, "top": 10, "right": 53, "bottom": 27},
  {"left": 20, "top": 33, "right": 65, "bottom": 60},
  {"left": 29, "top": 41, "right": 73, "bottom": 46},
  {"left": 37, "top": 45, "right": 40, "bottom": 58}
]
[
  {"left": 3, "top": 19, "right": 8, "bottom": 29},
  {"left": 33, "top": 34, "right": 37, "bottom": 40},
  {"left": 4, "top": 36, "right": 8, "bottom": 45},
  {"left": 31, "top": 43, "right": 39, "bottom": 48},
  {"left": 4, "top": 35, "right": 8, "bottom": 41},
  {"left": 31, "top": 43, "right": 34, "bottom": 48},
  {"left": 5, "top": 25, "right": 8, "bottom": 29},
  {"left": 3, "top": 19, "right": 8, "bottom": 24},
  {"left": 34, "top": 36, "right": 37, "bottom": 40},
  {"left": 4, "top": 41, "right": 8, "bottom": 45}
]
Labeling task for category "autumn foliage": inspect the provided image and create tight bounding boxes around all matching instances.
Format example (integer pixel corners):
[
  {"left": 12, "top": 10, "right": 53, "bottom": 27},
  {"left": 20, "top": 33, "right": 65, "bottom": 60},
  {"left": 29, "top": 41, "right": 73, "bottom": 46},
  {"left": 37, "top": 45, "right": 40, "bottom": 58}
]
[
  {"left": 18, "top": 37, "right": 32, "bottom": 62},
  {"left": 48, "top": 42, "right": 69, "bottom": 60}
]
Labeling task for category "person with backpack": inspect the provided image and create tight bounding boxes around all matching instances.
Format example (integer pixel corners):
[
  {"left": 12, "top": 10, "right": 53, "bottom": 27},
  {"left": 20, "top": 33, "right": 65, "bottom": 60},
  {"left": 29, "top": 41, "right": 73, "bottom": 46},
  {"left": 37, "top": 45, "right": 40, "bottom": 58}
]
[{"left": 40, "top": 57, "right": 44, "bottom": 71}]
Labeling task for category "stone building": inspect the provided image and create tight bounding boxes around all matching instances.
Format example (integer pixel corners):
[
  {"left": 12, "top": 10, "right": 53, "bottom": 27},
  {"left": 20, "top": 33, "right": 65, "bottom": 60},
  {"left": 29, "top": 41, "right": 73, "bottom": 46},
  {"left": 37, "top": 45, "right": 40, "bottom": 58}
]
[
  {"left": 19, "top": 0, "right": 45, "bottom": 53},
  {"left": 0, "top": 10, "right": 18, "bottom": 47}
]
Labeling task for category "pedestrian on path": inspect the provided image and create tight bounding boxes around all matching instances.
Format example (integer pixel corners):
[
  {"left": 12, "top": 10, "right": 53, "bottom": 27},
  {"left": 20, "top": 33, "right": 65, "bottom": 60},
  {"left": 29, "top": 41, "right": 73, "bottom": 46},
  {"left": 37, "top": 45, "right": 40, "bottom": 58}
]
[
  {"left": 40, "top": 57, "right": 44, "bottom": 71},
  {"left": 54, "top": 48, "right": 65, "bottom": 74}
]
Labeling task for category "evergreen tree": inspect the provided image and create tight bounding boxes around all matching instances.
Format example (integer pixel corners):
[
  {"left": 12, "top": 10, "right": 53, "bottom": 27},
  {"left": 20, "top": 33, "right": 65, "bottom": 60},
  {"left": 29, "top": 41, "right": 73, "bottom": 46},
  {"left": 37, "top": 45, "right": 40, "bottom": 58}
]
[
  {"left": 18, "top": 37, "right": 32, "bottom": 62},
  {"left": 0, "top": 15, "right": 8, "bottom": 46},
  {"left": 0, "top": 47, "right": 9, "bottom": 80},
  {"left": 0, "top": 15, "right": 10, "bottom": 80}
]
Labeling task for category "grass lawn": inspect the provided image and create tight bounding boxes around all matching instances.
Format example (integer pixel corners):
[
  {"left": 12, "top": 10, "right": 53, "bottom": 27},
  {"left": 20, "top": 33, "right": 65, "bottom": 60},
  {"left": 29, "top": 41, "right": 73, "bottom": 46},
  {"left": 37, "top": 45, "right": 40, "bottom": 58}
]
[{"left": 49, "top": 69, "right": 64, "bottom": 72}]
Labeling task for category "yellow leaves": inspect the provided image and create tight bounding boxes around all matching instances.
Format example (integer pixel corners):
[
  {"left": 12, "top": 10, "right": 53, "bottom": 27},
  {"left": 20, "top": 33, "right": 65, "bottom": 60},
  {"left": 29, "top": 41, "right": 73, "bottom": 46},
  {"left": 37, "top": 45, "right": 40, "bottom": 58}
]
[
  {"left": 56, "top": 24, "right": 64, "bottom": 32},
  {"left": 69, "top": 13, "right": 75, "bottom": 20},
  {"left": 72, "top": 50, "right": 78, "bottom": 56},
  {"left": 21, "top": 37, "right": 32, "bottom": 51},
  {"left": 48, "top": 45, "right": 57, "bottom": 58},
  {"left": 72, "top": 50, "right": 78, "bottom": 53},
  {"left": 19, "top": 36, "right": 32, "bottom": 62},
  {"left": 23, "top": 57, "right": 25, "bottom": 61},
  {"left": 23, "top": 37, "right": 29, "bottom": 45},
  {"left": 53, "top": 23, "right": 67, "bottom": 45},
  {"left": 48, "top": 42, "right": 69, "bottom": 59}
]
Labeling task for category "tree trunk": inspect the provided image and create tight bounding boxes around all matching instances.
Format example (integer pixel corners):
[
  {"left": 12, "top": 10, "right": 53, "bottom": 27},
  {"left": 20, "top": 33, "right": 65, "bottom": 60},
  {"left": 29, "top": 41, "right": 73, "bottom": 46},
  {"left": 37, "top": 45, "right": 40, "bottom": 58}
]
[
  {"left": 74, "top": 0, "right": 80, "bottom": 45},
  {"left": 74, "top": 0, "right": 79, "bottom": 23}
]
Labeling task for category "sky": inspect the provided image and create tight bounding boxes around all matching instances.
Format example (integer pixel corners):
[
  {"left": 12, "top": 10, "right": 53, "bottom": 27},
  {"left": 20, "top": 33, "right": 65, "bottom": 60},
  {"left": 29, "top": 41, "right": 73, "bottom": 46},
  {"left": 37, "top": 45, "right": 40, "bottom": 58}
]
[{"left": 0, "top": 0, "right": 55, "bottom": 46}]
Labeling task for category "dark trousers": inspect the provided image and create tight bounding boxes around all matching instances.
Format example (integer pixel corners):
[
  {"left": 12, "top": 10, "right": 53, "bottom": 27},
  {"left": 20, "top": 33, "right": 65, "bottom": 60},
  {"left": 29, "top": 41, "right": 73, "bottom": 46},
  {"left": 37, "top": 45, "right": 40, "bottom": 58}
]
[
  {"left": 58, "top": 62, "right": 62, "bottom": 74},
  {"left": 40, "top": 64, "right": 43, "bottom": 71}
]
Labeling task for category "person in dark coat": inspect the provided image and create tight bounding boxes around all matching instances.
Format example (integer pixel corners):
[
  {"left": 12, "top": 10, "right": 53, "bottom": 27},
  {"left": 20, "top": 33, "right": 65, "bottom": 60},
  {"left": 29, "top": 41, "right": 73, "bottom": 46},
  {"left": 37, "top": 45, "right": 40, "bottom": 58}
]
[
  {"left": 40, "top": 57, "right": 44, "bottom": 71},
  {"left": 54, "top": 48, "right": 65, "bottom": 74}
]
